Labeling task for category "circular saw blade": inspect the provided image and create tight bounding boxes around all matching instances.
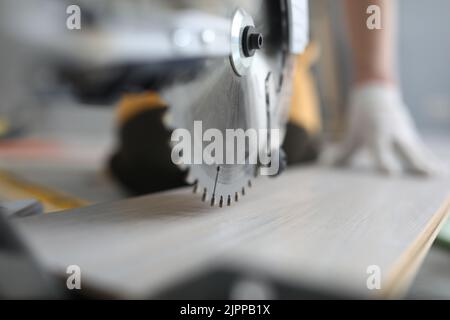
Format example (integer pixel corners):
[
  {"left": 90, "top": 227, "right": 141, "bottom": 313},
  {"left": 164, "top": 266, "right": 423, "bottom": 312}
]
[{"left": 163, "top": 0, "right": 293, "bottom": 206}]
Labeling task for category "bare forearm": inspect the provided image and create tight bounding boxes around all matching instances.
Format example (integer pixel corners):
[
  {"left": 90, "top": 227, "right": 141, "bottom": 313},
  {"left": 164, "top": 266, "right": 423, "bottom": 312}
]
[{"left": 344, "top": 0, "right": 398, "bottom": 85}]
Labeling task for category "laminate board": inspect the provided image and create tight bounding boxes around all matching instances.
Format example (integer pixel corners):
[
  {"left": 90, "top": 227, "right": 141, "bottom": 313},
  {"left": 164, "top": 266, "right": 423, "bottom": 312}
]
[{"left": 12, "top": 162, "right": 450, "bottom": 298}]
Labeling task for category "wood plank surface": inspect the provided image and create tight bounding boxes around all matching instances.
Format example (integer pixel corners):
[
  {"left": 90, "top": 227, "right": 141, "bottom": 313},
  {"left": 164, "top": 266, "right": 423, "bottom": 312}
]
[{"left": 12, "top": 160, "right": 450, "bottom": 298}]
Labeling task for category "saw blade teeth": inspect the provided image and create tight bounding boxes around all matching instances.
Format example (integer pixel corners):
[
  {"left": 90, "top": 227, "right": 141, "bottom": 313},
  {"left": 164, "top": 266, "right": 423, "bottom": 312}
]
[
  {"left": 189, "top": 176, "right": 256, "bottom": 207},
  {"left": 192, "top": 180, "right": 199, "bottom": 194},
  {"left": 210, "top": 196, "right": 216, "bottom": 207}
]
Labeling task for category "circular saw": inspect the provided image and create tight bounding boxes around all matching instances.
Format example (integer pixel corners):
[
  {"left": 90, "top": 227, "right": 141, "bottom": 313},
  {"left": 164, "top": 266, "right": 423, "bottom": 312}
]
[{"left": 163, "top": 0, "right": 309, "bottom": 206}]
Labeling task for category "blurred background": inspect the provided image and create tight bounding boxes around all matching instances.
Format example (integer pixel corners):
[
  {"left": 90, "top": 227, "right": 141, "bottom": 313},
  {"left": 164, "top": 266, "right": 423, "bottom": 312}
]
[
  {"left": 312, "top": 0, "right": 450, "bottom": 137},
  {"left": 1, "top": 0, "right": 449, "bottom": 166},
  {"left": 0, "top": 0, "right": 449, "bottom": 299}
]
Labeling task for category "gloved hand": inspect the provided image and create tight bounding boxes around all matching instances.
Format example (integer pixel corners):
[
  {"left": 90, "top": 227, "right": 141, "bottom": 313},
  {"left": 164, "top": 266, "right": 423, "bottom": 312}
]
[{"left": 332, "top": 83, "right": 445, "bottom": 175}]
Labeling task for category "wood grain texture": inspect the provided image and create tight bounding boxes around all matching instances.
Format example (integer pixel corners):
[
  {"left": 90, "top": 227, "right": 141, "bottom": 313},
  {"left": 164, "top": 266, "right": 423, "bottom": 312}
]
[{"left": 12, "top": 160, "right": 450, "bottom": 298}]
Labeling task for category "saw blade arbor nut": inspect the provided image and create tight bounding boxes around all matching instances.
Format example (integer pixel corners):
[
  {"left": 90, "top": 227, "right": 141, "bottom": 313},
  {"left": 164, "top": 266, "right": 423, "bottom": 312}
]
[{"left": 242, "top": 26, "right": 263, "bottom": 57}]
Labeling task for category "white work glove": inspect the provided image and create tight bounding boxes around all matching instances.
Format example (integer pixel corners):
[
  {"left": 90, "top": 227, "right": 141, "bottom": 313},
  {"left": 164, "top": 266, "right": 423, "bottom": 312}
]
[{"left": 333, "top": 83, "right": 445, "bottom": 176}]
